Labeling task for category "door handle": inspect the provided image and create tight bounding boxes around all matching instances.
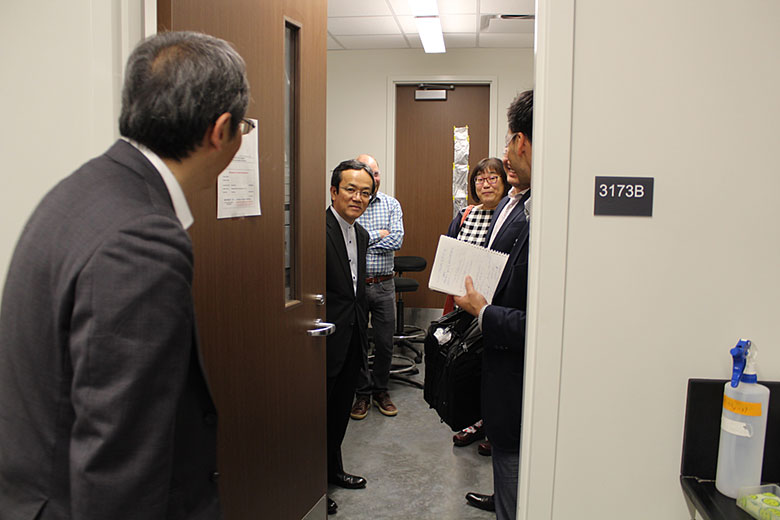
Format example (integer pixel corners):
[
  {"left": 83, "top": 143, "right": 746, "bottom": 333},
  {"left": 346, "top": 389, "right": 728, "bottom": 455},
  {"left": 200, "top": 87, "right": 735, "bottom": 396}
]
[
  {"left": 313, "top": 294, "right": 325, "bottom": 306},
  {"left": 307, "top": 318, "right": 335, "bottom": 337}
]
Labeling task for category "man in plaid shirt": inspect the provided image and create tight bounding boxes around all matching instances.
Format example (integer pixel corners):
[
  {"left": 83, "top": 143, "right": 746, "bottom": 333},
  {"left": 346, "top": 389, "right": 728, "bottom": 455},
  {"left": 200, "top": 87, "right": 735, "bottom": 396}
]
[{"left": 350, "top": 154, "right": 405, "bottom": 419}]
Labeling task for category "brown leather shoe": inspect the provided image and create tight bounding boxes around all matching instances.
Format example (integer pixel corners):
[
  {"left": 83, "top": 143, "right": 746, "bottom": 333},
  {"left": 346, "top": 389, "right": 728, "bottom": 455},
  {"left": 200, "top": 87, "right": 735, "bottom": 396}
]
[
  {"left": 372, "top": 391, "right": 397, "bottom": 416},
  {"left": 453, "top": 420, "right": 485, "bottom": 447},
  {"left": 350, "top": 395, "right": 370, "bottom": 420}
]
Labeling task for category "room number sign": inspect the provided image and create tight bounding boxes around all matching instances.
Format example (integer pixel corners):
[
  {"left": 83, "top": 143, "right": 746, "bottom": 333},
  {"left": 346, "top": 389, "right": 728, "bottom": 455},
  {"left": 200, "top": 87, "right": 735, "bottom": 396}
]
[{"left": 593, "top": 176, "right": 654, "bottom": 216}]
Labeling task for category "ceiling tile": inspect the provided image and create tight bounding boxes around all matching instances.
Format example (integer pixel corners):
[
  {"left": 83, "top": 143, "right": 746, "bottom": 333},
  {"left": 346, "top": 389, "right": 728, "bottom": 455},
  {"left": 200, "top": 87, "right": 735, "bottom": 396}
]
[
  {"left": 405, "top": 34, "right": 424, "bottom": 48},
  {"left": 443, "top": 33, "right": 477, "bottom": 48},
  {"left": 388, "top": 0, "right": 412, "bottom": 16},
  {"left": 439, "top": 0, "right": 478, "bottom": 15},
  {"left": 328, "top": 0, "right": 393, "bottom": 17},
  {"left": 336, "top": 34, "right": 411, "bottom": 50},
  {"left": 390, "top": 0, "right": 477, "bottom": 16},
  {"left": 480, "top": 0, "right": 535, "bottom": 15},
  {"left": 478, "top": 32, "right": 534, "bottom": 48},
  {"left": 440, "top": 14, "right": 477, "bottom": 33},
  {"left": 397, "top": 16, "right": 418, "bottom": 34},
  {"left": 327, "top": 35, "right": 345, "bottom": 50},
  {"left": 329, "top": 16, "right": 402, "bottom": 36},
  {"left": 326, "top": 0, "right": 535, "bottom": 51},
  {"left": 398, "top": 14, "right": 477, "bottom": 35}
]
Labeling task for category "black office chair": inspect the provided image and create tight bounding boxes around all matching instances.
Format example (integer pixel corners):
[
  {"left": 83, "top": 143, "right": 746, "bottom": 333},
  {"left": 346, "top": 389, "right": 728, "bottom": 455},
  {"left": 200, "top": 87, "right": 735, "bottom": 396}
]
[{"left": 386, "top": 255, "right": 427, "bottom": 388}]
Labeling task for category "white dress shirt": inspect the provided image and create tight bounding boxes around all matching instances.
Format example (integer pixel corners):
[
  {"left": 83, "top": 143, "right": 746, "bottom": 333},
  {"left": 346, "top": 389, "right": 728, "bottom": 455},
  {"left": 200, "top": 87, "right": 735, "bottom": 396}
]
[
  {"left": 487, "top": 186, "right": 529, "bottom": 250},
  {"left": 479, "top": 190, "right": 531, "bottom": 329},
  {"left": 122, "top": 138, "right": 194, "bottom": 230},
  {"left": 330, "top": 206, "right": 359, "bottom": 295}
]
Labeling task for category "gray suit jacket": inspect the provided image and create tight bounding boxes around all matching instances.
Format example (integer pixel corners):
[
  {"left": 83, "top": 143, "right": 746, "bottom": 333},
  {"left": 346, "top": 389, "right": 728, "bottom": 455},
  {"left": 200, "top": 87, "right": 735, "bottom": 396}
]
[{"left": 0, "top": 140, "right": 221, "bottom": 520}]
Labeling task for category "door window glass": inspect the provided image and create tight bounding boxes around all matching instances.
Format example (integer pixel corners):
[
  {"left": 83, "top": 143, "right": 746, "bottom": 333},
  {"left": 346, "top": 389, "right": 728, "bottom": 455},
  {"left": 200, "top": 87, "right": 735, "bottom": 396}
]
[{"left": 284, "top": 23, "right": 299, "bottom": 303}]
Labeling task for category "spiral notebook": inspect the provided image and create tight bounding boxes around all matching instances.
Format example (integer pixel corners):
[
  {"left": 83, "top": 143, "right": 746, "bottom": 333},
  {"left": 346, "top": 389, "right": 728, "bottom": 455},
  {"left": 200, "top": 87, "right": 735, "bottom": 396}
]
[{"left": 428, "top": 235, "right": 509, "bottom": 303}]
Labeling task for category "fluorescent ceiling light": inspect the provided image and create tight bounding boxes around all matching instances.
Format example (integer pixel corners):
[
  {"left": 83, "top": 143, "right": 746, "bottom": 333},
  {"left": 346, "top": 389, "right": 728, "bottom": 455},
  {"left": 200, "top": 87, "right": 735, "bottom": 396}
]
[
  {"left": 408, "top": 0, "right": 445, "bottom": 53},
  {"left": 408, "top": 0, "right": 439, "bottom": 17},
  {"left": 415, "top": 16, "right": 446, "bottom": 53}
]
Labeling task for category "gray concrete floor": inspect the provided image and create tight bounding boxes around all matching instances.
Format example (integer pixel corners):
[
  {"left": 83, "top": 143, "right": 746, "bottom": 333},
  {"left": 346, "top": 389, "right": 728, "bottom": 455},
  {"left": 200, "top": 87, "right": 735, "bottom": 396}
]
[{"left": 329, "top": 308, "right": 495, "bottom": 520}]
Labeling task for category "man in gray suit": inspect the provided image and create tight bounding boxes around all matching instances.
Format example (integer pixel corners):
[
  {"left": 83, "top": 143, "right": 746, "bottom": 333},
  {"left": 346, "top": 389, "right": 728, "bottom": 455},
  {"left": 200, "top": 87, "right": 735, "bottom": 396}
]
[{"left": 0, "top": 31, "right": 250, "bottom": 519}]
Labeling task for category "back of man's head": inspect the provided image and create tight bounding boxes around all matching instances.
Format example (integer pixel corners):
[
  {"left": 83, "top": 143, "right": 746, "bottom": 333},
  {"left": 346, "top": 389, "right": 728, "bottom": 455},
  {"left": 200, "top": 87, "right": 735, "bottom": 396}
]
[
  {"left": 355, "top": 154, "right": 379, "bottom": 173},
  {"left": 119, "top": 31, "right": 250, "bottom": 161},
  {"left": 507, "top": 90, "right": 533, "bottom": 143}
]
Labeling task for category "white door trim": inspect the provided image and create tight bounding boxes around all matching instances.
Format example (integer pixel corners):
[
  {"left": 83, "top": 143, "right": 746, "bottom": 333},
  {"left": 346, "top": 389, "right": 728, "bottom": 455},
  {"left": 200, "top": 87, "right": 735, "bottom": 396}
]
[{"left": 518, "top": 0, "right": 576, "bottom": 519}]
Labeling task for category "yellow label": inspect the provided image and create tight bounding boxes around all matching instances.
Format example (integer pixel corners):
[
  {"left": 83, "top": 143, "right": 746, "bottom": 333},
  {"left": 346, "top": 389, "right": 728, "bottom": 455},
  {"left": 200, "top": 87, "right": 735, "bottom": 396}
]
[{"left": 723, "top": 394, "right": 763, "bottom": 417}]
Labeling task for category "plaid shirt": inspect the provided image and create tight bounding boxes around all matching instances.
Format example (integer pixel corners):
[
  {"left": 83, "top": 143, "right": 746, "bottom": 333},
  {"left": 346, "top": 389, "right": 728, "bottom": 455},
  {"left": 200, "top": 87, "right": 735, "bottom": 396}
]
[
  {"left": 357, "top": 191, "right": 404, "bottom": 276},
  {"left": 456, "top": 208, "right": 495, "bottom": 246}
]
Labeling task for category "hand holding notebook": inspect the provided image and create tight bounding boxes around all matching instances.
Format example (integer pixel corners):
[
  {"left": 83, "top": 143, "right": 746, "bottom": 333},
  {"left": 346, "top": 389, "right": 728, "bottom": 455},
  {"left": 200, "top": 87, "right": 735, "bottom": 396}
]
[{"left": 428, "top": 235, "right": 509, "bottom": 303}]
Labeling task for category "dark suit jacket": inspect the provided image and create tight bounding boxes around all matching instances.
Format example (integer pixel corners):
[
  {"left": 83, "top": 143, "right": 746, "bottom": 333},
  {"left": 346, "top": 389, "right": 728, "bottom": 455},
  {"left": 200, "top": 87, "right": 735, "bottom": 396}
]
[
  {"left": 325, "top": 208, "right": 370, "bottom": 376},
  {"left": 481, "top": 191, "right": 531, "bottom": 453},
  {"left": 0, "top": 140, "right": 220, "bottom": 520}
]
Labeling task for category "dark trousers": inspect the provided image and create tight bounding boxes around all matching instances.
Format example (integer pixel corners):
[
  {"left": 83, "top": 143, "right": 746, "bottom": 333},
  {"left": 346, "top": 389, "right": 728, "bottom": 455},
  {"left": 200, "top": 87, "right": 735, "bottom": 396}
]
[
  {"left": 492, "top": 445, "right": 520, "bottom": 520},
  {"left": 356, "top": 278, "right": 395, "bottom": 395},
  {"left": 327, "top": 327, "right": 363, "bottom": 477}
]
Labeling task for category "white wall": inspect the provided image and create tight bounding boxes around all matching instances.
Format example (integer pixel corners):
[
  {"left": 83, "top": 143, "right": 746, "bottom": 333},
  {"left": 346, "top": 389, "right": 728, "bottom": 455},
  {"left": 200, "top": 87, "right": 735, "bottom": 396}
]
[
  {"left": 326, "top": 48, "right": 534, "bottom": 198},
  {"left": 0, "top": 0, "right": 148, "bottom": 288},
  {"left": 526, "top": 0, "right": 780, "bottom": 518}
]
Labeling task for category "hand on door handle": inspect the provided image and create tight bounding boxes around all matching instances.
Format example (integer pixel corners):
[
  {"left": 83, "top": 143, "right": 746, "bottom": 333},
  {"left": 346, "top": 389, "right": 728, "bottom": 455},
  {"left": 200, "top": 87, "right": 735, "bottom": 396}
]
[{"left": 307, "top": 318, "right": 335, "bottom": 337}]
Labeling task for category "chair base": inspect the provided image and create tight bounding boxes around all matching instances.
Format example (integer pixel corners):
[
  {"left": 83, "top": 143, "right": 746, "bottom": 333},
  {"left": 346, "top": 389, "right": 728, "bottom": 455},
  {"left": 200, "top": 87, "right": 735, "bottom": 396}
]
[
  {"left": 366, "top": 345, "right": 424, "bottom": 389},
  {"left": 393, "top": 325, "right": 425, "bottom": 363}
]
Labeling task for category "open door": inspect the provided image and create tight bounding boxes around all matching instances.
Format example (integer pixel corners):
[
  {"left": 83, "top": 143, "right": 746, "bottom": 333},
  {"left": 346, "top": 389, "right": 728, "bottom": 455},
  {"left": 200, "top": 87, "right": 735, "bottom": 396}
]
[{"left": 159, "top": 1, "right": 328, "bottom": 518}]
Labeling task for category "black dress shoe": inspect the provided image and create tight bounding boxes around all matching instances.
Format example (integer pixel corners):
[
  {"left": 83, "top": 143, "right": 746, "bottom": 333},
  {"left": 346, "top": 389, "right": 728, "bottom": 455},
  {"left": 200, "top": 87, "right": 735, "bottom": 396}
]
[
  {"left": 327, "top": 497, "right": 338, "bottom": 515},
  {"left": 465, "top": 492, "right": 496, "bottom": 512},
  {"left": 328, "top": 471, "right": 367, "bottom": 489}
]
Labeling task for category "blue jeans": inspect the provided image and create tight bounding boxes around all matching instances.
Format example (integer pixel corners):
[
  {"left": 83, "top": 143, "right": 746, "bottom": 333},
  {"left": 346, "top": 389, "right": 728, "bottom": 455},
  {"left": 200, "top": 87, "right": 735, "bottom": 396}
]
[
  {"left": 492, "top": 445, "right": 520, "bottom": 520},
  {"left": 356, "top": 278, "right": 395, "bottom": 395}
]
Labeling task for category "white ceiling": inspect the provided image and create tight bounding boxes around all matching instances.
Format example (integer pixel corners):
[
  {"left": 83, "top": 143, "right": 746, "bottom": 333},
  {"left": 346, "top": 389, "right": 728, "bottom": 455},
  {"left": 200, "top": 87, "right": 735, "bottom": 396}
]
[{"left": 328, "top": 0, "right": 535, "bottom": 51}]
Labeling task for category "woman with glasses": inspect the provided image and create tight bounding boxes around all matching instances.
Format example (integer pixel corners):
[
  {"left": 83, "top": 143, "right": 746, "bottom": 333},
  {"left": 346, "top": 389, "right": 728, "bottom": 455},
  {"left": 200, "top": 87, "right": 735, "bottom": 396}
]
[
  {"left": 445, "top": 157, "right": 509, "bottom": 258},
  {"left": 443, "top": 157, "right": 508, "bottom": 460}
]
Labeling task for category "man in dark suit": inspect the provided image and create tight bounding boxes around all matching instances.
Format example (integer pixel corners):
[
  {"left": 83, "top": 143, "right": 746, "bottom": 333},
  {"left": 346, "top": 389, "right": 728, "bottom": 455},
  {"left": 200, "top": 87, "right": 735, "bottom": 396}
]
[
  {"left": 325, "top": 159, "right": 375, "bottom": 515},
  {"left": 0, "top": 32, "right": 250, "bottom": 520},
  {"left": 455, "top": 90, "right": 534, "bottom": 520}
]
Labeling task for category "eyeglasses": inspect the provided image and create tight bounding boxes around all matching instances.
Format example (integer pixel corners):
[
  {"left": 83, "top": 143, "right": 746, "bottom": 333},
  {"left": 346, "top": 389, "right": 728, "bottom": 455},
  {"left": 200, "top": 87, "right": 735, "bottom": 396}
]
[
  {"left": 505, "top": 132, "right": 519, "bottom": 147},
  {"left": 475, "top": 175, "right": 500, "bottom": 186},
  {"left": 339, "top": 185, "right": 373, "bottom": 200},
  {"left": 238, "top": 118, "right": 255, "bottom": 135}
]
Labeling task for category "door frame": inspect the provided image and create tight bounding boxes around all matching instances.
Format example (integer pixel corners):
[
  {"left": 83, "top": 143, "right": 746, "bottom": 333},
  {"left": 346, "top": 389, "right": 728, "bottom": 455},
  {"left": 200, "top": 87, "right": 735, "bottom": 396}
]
[
  {"left": 517, "top": 0, "right": 574, "bottom": 519},
  {"left": 384, "top": 75, "right": 498, "bottom": 197}
]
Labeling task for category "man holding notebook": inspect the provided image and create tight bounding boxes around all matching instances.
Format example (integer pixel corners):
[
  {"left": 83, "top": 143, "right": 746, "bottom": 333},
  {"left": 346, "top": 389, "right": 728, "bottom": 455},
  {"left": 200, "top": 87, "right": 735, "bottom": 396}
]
[{"left": 454, "top": 89, "right": 534, "bottom": 520}]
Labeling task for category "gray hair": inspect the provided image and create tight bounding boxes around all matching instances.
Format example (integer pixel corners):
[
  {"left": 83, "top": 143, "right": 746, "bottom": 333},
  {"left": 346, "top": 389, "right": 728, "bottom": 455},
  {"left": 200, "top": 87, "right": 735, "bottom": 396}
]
[{"left": 119, "top": 31, "right": 250, "bottom": 160}]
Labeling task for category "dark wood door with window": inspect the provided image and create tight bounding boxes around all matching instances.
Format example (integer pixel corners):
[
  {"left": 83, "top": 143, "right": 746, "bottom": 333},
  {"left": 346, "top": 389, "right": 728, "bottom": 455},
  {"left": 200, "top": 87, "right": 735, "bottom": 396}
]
[
  {"left": 159, "top": 1, "right": 328, "bottom": 518},
  {"left": 395, "top": 84, "right": 490, "bottom": 309}
]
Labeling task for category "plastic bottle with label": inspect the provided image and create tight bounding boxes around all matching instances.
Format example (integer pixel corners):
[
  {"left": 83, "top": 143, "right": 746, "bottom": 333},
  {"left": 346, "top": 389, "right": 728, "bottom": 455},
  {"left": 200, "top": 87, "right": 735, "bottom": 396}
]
[{"left": 715, "top": 339, "right": 771, "bottom": 498}]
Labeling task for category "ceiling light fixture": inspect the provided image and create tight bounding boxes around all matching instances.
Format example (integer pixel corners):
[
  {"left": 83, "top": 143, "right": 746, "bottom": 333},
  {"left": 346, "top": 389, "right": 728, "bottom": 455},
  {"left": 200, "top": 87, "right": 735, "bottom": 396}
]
[{"left": 409, "top": 0, "right": 445, "bottom": 53}]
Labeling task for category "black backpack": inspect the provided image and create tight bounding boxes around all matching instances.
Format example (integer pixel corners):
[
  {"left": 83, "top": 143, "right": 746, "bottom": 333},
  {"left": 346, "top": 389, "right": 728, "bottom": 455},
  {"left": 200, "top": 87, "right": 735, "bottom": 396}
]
[{"left": 423, "top": 309, "right": 484, "bottom": 431}]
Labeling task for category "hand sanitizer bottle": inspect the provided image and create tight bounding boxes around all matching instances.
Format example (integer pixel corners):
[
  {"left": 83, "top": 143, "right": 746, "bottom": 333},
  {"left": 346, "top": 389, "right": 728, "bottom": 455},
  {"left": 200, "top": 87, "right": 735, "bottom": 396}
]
[{"left": 715, "top": 339, "right": 771, "bottom": 498}]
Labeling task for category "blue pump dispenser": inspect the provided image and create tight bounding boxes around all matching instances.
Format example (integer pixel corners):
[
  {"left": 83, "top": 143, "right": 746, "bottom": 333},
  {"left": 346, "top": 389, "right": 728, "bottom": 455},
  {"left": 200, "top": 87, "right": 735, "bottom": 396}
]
[{"left": 730, "top": 339, "right": 758, "bottom": 386}]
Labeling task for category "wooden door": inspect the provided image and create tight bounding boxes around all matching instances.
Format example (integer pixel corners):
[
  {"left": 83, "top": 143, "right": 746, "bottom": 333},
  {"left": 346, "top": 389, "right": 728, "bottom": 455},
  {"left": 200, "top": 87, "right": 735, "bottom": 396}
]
[
  {"left": 395, "top": 84, "right": 490, "bottom": 308},
  {"left": 159, "top": 2, "right": 328, "bottom": 518}
]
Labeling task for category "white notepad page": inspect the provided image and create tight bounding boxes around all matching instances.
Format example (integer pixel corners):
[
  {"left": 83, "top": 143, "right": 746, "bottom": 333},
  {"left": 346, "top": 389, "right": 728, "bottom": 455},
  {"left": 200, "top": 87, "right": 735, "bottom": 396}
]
[{"left": 428, "top": 235, "right": 509, "bottom": 303}]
